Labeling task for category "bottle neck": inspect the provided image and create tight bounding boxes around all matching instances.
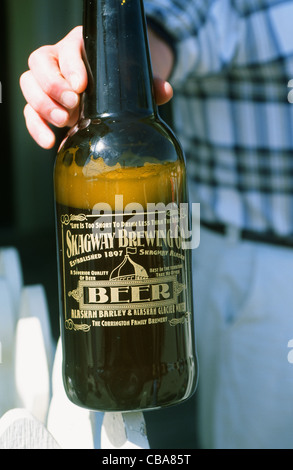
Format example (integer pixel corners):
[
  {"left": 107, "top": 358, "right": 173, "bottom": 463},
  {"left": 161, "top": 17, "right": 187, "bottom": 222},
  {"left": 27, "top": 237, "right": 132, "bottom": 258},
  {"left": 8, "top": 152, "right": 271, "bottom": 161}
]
[{"left": 81, "top": 0, "right": 156, "bottom": 119}]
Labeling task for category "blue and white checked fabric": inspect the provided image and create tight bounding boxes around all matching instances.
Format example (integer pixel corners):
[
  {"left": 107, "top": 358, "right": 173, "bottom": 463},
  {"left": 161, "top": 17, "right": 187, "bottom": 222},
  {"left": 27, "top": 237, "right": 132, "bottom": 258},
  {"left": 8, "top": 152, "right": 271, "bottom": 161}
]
[{"left": 145, "top": 0, "right": 293, "bottom": 236}]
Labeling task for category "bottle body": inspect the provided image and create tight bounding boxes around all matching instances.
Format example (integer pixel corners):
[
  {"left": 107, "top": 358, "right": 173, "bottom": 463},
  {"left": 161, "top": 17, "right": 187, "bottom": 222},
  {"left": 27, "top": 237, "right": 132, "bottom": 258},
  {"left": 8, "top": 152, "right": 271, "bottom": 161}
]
[{"left": 54, "top": 0, "right": 197, "bottom": 412}]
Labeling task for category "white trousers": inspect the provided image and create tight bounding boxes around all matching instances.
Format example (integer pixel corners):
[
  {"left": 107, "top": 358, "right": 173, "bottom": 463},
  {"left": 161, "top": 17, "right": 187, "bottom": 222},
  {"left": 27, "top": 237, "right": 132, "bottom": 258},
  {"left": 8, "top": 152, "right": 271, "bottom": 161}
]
[{"left": 192, "top": 226, "right": 293, "bottom": 449}]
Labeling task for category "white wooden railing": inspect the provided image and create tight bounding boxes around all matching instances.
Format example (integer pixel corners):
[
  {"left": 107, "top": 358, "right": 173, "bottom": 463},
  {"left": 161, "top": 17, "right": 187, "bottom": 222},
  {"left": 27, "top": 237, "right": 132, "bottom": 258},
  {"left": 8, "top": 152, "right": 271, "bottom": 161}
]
[{"left": 0, "top": 247, "right": 149, "bottom": 449}]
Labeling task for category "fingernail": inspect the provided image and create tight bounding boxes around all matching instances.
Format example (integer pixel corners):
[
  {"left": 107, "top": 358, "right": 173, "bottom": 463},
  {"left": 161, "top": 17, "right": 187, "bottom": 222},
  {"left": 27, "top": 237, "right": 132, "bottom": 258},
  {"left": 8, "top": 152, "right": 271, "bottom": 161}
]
[
  {"left": 50, "top": 108, "right": 68, "bottom": 126},
  {"left": 61, "top": 91, "right": 79, "bottom": 109},
  {"left": 69, "top": 73, "right": 81, "bottom": 92}
]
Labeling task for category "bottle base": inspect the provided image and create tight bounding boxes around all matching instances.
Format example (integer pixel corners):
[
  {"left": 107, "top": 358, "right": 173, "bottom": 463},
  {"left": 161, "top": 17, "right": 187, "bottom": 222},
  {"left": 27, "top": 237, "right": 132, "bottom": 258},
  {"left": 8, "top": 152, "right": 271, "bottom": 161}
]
[
  {"left": 64, "top": 388, "right": 197, "bottom": 413},
  {"left": 63, "top": 362, "right": 197, "bottom": 413}
]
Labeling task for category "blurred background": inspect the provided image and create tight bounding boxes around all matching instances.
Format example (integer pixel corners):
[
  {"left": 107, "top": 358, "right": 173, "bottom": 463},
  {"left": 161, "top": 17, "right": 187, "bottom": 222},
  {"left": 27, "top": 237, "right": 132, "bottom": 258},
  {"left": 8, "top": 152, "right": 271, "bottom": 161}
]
[
  {"left": 0, "top": 0, "right": 198, "bottom": 448},
  {"left": 0, "top": 0, "right": 82, "bottom": 340}
]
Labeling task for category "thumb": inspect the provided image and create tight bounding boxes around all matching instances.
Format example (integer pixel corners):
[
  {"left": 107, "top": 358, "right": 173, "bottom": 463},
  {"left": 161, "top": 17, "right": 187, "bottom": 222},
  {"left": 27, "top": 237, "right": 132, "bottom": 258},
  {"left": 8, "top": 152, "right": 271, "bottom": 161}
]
[{"left": 153, "top": 77, "right": 173, "bottom": 106}]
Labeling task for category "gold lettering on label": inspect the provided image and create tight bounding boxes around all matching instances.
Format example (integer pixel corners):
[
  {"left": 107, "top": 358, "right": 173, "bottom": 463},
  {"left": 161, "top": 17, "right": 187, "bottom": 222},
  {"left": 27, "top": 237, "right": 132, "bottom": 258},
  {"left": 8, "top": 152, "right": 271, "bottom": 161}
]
[{"left": 61, "top": 209, "right": 188, "bottom": 331}]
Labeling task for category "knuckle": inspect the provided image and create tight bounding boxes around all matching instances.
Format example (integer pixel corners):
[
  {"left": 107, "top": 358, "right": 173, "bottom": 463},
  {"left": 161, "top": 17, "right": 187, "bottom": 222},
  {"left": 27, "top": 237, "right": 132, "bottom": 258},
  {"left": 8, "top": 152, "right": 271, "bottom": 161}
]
[
  {"left": 23, "top": 104, "right": 35, "bottom": 127},
  {"left": 28, "top": 45, "right": 50, "bottom": 69},
  {"left": 28, "top": 49, "right": 40, "bottom": 69},
  {"left": 23, "top": 89, "right": 50, "bottom": 117},
  {"left": 41, "top": 78, "right": 57, "bottom": 98},
  {"left": 19, "top": 71, "right": 27, "bottom": 90},
  {"left": 23, "top": 103, "right": 29, "bottom": 117},
  {"left": 32, "top": 96, "right": 50, "bottom": 115},
  {"left": 19, "top": 69, "right": 31, "bottom": 86}
]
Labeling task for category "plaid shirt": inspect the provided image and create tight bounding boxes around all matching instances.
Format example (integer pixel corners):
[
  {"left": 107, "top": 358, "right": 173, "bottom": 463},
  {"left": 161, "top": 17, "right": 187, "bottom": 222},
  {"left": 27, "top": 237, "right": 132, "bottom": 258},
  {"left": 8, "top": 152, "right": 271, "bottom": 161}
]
[{"left": 145, "top": 0, "right": 293, "bottom": 237}]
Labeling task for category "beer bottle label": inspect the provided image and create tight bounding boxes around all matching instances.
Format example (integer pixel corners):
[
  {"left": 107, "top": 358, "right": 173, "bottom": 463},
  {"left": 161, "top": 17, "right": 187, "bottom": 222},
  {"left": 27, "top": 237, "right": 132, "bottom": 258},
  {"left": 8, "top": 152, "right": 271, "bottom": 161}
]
[{"left": 57, "top": 203, "right": 192, "bottom": 332}]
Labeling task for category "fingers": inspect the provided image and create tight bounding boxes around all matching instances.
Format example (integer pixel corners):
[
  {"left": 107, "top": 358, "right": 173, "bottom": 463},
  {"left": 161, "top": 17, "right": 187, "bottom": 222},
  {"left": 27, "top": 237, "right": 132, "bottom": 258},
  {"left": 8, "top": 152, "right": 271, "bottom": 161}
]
[
  {"left": 23, "top": 104, "right": 56, "bottom": 149},
  {"left": 28, "top": 27, "right": 87, "bottom": 101},
  {"left": 56, "top": 26, "right": 87, "bottom": 94},
  {"left": 27, "top": 47, "right": 79, "bottom": 111},
  {"left": 20, "top": 26, "right": 86, "bottom": 148},
  {"left": 20, "top": 68, "right": 71, "bottom": 149},
  {"left": 22, "top": 101, "right": 80, "bottom": 150},
  {"left": 20, "top": 70, "right": 70, "bottom": 126}
]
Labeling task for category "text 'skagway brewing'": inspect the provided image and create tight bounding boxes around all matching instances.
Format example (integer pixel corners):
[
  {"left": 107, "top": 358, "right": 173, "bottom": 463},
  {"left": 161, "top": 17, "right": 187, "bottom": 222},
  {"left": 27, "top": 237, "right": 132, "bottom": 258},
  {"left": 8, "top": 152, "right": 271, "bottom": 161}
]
[{"left": 54, "top": 0, "right": 198, "bottom": 411}]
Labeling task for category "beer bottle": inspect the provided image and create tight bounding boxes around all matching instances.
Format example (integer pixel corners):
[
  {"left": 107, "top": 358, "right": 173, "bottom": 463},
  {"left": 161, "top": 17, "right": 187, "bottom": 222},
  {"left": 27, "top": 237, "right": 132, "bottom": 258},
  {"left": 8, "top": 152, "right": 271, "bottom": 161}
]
[{"left": 54, "top": 0, "right": 198, "bottom": 412}]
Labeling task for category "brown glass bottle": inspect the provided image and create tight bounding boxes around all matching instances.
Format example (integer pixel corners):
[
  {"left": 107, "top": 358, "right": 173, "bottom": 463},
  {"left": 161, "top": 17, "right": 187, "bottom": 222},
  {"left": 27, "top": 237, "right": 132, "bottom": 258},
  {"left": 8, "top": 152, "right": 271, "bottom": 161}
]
[{"left": 54, "top": 0, "right": 198, "bottom": 412}]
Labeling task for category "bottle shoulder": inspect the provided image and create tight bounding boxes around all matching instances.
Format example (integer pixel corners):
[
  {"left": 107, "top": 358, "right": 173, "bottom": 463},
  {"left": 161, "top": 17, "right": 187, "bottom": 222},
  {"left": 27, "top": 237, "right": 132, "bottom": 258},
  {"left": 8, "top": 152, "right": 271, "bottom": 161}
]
[{"left": 56, "top": 114, "right": 185, "bottom": 169}]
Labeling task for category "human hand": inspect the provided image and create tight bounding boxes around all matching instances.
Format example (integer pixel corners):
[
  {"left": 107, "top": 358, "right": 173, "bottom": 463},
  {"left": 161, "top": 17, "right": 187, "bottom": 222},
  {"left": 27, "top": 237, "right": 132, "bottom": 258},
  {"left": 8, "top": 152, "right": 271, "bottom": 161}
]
[
  {"left": 20, "top": 27, "right": 87, "bottom": 149},
  {"left": 20, "top": 26, "right": 173, "bottom": 150}
]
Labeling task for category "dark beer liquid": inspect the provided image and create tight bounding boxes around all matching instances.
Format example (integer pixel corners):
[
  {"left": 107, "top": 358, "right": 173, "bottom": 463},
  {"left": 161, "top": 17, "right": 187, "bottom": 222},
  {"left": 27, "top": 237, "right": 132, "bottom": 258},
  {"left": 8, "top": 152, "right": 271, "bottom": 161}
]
[{"left": 54, "top": 0, "right": 197, "bottom": 411}]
